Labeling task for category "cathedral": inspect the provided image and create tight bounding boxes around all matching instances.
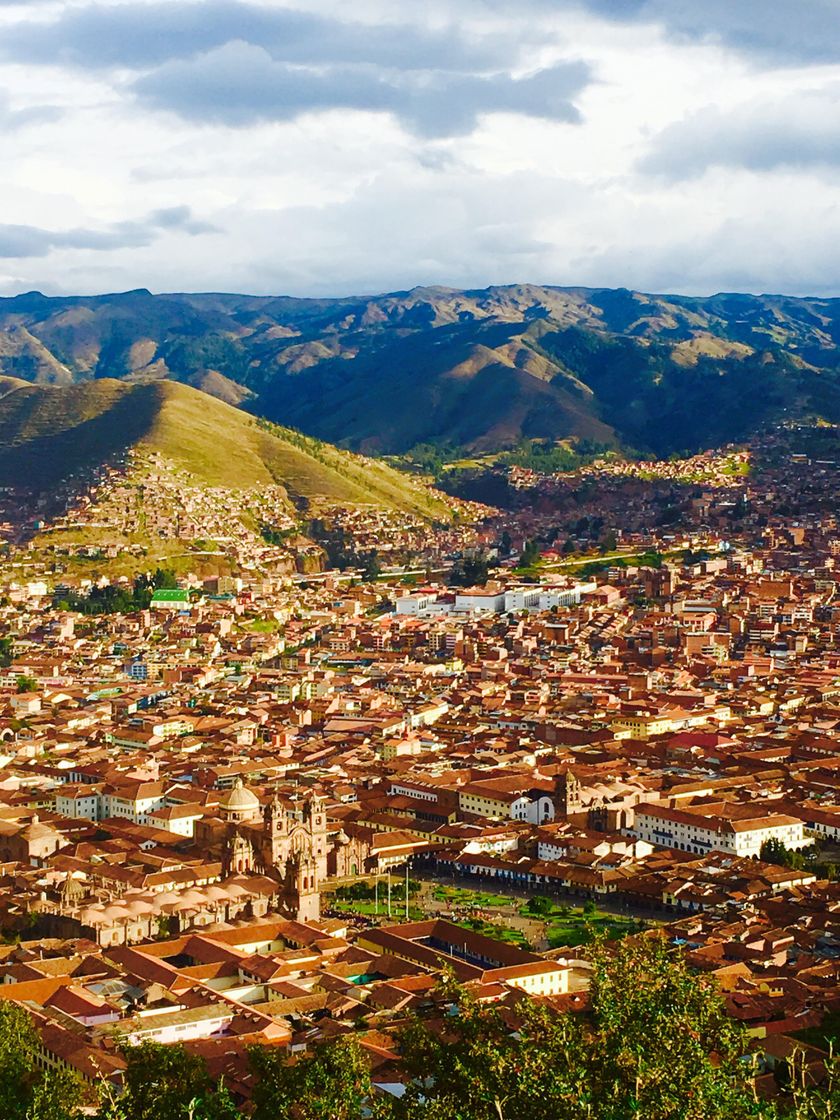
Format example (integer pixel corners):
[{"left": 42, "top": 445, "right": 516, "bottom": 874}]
[{"left": 201, "top": 780, "right": 329, "bottom": 923}]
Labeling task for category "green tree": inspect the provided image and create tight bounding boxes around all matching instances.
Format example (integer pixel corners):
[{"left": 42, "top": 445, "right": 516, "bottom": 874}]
[
  {"left": 151, "top": 568, "right": 178, "bottom": 590},
  {"left": 117, "top": 1042, "right": 236, "bottom": 1120},
  {"left": 586, "top": 936, "right": 752, "bottom": 1120},
  {"left": 784, "top": 1048, "right": 840, "bottom": 1119},
  {"left": 250, "top": 1036, "right": 371, "bottom": 1120},
  {"left": 29, "top": 1065, "right": 84, "bottom": 1120},
  {"left": 760, "top": 838, "right": 803, "bottom": 868},
  {"left": 387, "top": 976, "right": 588, "bottom": 1120},
  {"left": 601, "top": 530, "right": 618, "bottom": 552},
  {"left": 0, "top": 1003, "right": 82, "bottom": 1120},
  {"left": 362, "top": 551, "right": 381, "bottom": 580},
  {"left": 15, "top": 675, "right": 38, "bottom": 693},
  {"left": 526, "top": 895, "right": 554, "bottom": 917},
  {"left": 0, "top": 1001, "right": 38, "bottom": 1120},
  {"left": 449, "top": 552, "right": 489, "bottom": 587},
  {"left": 0, "top": 636, "right": 13, "bottom": 668},
  {"left": 381, "top": 937, "right": 758, "bottom": 1120},
  {"left": 519, "top": 539, "right": 540, "bottom": 567}
]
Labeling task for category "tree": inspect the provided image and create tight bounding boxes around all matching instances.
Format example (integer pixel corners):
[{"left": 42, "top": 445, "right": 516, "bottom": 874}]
[
  {"left": 362, "top": 551, "right": 381, "bottom": 581},
  {"left": 601, "top": 530, "right": 618, "bottom": 553},
  {"left": 586, "top": 936, "right": 751, "bottom": 1120},
  {"left": 760, "top": 837, "right": 791, "bottom": 866},
  {"left": 526, "top": 895, "right": 554, "bottom": 917},
  {"left": 449, "top": 552, "right": 489, "bottom": 587},
  {"left": 759, "top": 838, "right": 807, "bottom": 870},
  {"left": 29, "top": 1065, "right": 84, "bottom": 1120},
  {"left": 117, "top": 1042, "right": 236, "bottom": 1120},
  {"left": 519, "top": 539, "right": 540, "bottom": 568},
  {"left": 0, "top": 1001, "right": 38, "bottom": 1120},
  {"left": 16, "top": 675, "right": 38, "bottom": 693},
  {"left": 152, "top": 568, "right": 178, "bottom": 589},
  {"left": 381, "top": 937, "right": 758, "bottom": 1120},
  {"left": 0, "top": 636, "right": 13, "bottom": 668},
  {"left": 387, "top": 975, "right": 588, "bottom": 1120},
  {"left": 0, "top": 1003, "right": 82, "bottom": 1120},
  {"left": 250, "top": 1037, "right": 371, "bottom": 1120}
]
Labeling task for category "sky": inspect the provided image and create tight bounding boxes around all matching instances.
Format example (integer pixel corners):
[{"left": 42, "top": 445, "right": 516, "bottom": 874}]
[{"left": 1, "top": 0, "right": 840, "bottom": 298}]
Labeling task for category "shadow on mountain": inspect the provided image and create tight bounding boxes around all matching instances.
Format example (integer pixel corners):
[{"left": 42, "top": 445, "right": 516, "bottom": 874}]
[{"left": 0, "top": 381, "right": 160, "bottom": 491}]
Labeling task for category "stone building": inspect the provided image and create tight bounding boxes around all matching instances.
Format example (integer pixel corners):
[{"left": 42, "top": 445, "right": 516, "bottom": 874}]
[
  {"left": 0, "top": 815, "right": 65, "bottom": 867},
  {"left": 213, "top": 782, "right": 328, "bottom": 923}
]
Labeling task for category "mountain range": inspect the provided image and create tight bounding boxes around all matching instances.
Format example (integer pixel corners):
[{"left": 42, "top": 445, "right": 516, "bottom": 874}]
[{"left": 3, "top": 284, "right": 840, "bottom": 458}]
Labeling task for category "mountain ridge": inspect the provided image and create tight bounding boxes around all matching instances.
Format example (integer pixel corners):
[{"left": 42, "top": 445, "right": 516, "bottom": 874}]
[{"left": 2, "top": 283, "right": 840, "bottom": 456}]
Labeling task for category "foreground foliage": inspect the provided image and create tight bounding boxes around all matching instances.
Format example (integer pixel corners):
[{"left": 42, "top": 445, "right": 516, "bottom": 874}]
[
  {"left": 0, "top": 1002, "right": 83, "bottom": 1120},
  {"left": 3, "top": 936, "right": 840, "bottom": 1118}
]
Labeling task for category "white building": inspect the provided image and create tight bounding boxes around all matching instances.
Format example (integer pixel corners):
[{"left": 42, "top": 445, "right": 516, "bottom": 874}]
[
  {"left": 395, "top": 592, "right": 441, "bottom": 616},
  {"left": 455, "top": 588, "right": 506, "bottom": 613},
  {"left": 539, "top": 582, "right": 597, "bottom": 610},
  {"left": 147, "top": 804, "right": 205, "bottom": 837},
  {"left": 55, "top": 785, "right": 103, "bottom": 821},
  {"left": 504, "top": 587, "right": 542, "bottom": 612},
  {"left": 629, "top": 802, "right": 809, "bottom": 858}
]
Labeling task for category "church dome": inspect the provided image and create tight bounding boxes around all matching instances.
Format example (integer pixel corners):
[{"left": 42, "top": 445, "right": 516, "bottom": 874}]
[{"left": 218, "top": 778, "right": 260, "bottom": 820}]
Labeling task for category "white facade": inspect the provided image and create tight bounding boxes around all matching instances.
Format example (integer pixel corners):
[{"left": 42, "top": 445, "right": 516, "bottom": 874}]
[
  {"left": 454, "top": 590, "right": 506, "bottom": 613},
  {"left": 522, "top": 794, "right": 555, "bottom": 825},
  {"left": 630, "top": 805, "right": 809, "bottom": 858},
  {"left": 102, "top": 790, "right": 167, "bottom": 825},
  {"left": 539, "top": 582, "right": 597, "bottom": 609},
  {"left": 55, "top": 791, "right": 102, "bottom": 821},
  {"left": 395, "top": 593, "right": 440, "bottom": 615},
  {"left": 504, "top": 587, "right": 542, "bottom": 612}
]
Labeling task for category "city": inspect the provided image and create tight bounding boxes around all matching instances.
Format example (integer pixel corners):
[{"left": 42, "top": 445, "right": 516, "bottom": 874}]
[{"left": 0, "top": 423, "right": 838, "bottom": 1108}]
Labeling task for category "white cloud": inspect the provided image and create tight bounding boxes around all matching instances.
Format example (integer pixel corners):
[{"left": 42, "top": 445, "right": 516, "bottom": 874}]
[{"left": 0, "top": 0, "right": 839, "bottom": 295}]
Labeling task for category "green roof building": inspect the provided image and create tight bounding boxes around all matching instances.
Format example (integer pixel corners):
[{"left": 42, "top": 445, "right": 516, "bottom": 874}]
[{"left": 150, "top": 589, "right": 190, "bottom": 610}]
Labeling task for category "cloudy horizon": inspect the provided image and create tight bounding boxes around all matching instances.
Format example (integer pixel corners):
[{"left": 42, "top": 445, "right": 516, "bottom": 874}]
[{"left": 1, "top": 0, "right": 839, "bottom": 299}]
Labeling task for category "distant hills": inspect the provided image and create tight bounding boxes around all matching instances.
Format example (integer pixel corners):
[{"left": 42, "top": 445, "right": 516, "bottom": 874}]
[
  {"left": 0, "top": 379, "right": 449, "bottom": 519},
  {"left": 3, "top": 284, "right": 840, "bottom": 455}
]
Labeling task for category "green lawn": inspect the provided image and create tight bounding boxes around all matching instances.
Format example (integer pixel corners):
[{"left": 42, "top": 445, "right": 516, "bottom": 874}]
[
  {"left": 431, "top": 886, "right": 513, "bottom": 908},
  {"left": 517, "top": 899, "right": 642, "bottom": 948},
  {"left": 332, "top": 883, "right": 641, "bottom": 950},
  {"left": 453, "top": 917, "right": 531, "bottom": 949},
  {"left": 544, "top": 915, "right": 639, "bottom": 949},
  {"left": 244, "top": 617, "right": 282, "bottom": 633},
  {"left": 330, "top": 898, "right": 426, "bottom": 921}
]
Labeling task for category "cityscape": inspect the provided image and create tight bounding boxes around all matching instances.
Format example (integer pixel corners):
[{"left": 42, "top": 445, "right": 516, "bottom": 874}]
[
  {"left": 2, "top": 0, "right": 840, "bottom": 1114},
  {"left": 0, "top": 417, "right": 838, "bottom": 1112}
]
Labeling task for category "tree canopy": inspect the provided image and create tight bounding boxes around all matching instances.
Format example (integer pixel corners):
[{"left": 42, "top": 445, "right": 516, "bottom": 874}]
[
  {"left": 4, "top": 938, "right": 840, "bottom": 1119},
  {"left": 0, "top": 1002, "right": 83, "bottom": 1120}
]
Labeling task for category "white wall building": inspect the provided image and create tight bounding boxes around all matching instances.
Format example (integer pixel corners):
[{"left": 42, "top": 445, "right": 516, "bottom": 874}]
[
  {"left": 629, "top": 802, "right": 809, "bottom": 858},
  {"left": 395, "top": 593, "right": 441, "bottom": 615}
]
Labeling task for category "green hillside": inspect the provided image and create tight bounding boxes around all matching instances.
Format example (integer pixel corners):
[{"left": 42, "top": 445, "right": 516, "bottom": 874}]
[{"left": 0, "top": 379, "right": 450, "bottom": 519}]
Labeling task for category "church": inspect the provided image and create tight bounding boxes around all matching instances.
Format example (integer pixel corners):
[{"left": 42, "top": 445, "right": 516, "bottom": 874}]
[{"left": 195, "top": 780, "right": 329, "bottom": 923}]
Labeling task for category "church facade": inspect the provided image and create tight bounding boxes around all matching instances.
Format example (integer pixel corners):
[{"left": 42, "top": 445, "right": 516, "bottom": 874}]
[{"left": 214, "top": 781, "right": 328, "bottom": 923}]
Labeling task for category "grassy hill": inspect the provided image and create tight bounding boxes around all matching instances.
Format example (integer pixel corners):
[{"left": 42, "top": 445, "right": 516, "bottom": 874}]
[
  {"left": 0, "top": 379, "right": 450, "bottom": 519},
  {"left": 6, "top": 284, "right": 840, "bottom": 455}
]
